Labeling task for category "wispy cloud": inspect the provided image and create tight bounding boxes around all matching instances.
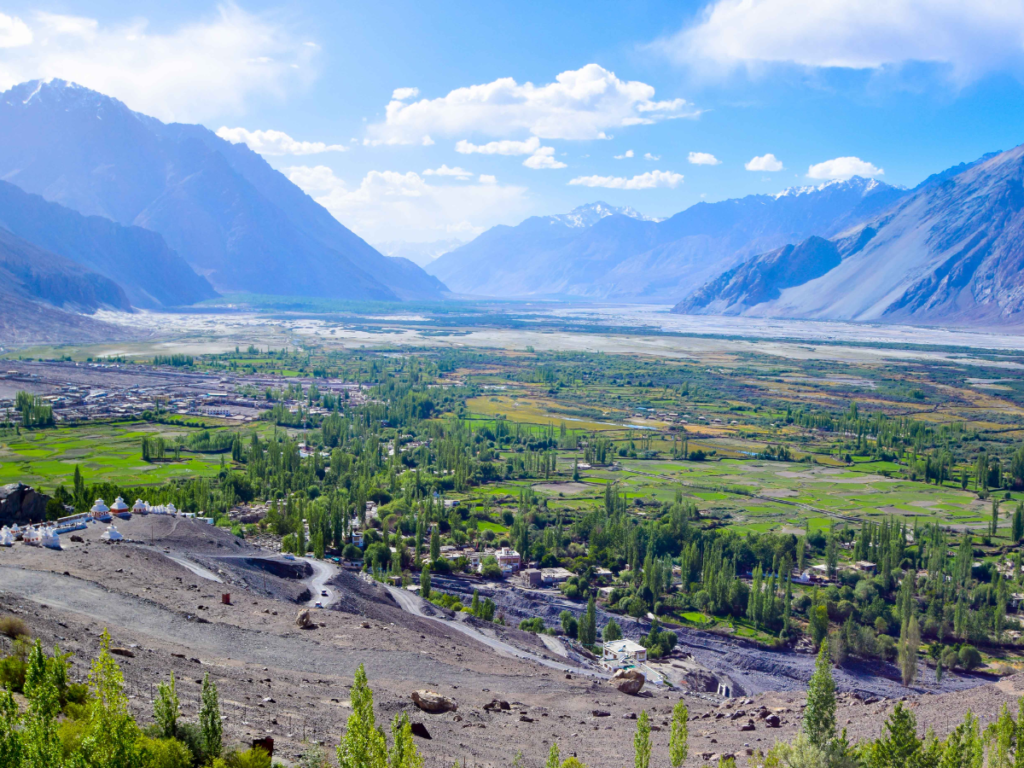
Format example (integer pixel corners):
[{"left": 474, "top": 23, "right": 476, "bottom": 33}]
[
  {"left": 745, "top": 153, "right": 784, "bottom": 171},
  {"left": 688, "top": 151, "right": 720, "bottom": 165},
  {"left": 217, "top": 126, "right": 346, "bottom": 156},
  {"left": 807, "top": 156, "right": 883, "bottom": 180},
  {"left": 568, "top": 170, "right": 684, "bottom": 190}
]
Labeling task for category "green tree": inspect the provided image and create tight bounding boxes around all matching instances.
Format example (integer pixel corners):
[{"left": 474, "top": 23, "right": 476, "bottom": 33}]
[
  {"left": 81, "top": 630, "right": 142, "bottom": 768},
  {"left": 420, "top": 566, "right": 431, "bottom": 600},
  {"left": 939, "top": 711, "right": 982, "bottom": 768},
  {"left": 898, "top": 615, "right": 920, "bottom": 686},
  {"left": 154, "top": 672, "right": 180, "bottom": 739},
  {"left": 809, "top": 605, "right": 830, "bottom": 648},
  {"left": 0, "top": 689, "right": 22, "bottom": 768},
  {"left": 1012, "top": 504, "right": 1024, "bottom": 543},
  {"left": 429, "top": 527, "right": 440, "bottom": 562},
  {"left": 602, "top": 620, "right": 622, "bottom": 642},
  {"left": 387, "top": 711, "right": 423, "bottom": 768},
  {"left": 21, "top": 641, "right": 63, "bottom": 768},
  {"left": 867, "top": 703, "right": 921, "bottom": 768},
  {"left": 803, "top": 643, "right": 836, "bottom": 750},
  {"left": 634, "top": 710, "right": 651, "bottom": 768},
  {"left": 200, "top": 672, "right": 223, "bottom": 759},
  {"left": 546, "top": 742, "right": 561, "bottom": 768},
  {"left": 669, "top": 700, "right": 688, "bottom": 768},
  {"left": 337, "top": 664, "right": 387, "bottom": 768}
]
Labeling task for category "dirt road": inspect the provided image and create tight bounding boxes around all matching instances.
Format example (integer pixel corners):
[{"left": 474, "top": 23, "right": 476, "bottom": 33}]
[{"left": 302, "top": 557, "right": 339, "bottom": 608}]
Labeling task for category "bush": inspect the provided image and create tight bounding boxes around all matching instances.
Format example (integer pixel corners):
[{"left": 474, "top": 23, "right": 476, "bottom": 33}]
[
  {"left": 139, "top": 736, "right": 193, "bottom": 768},
  {"left": 480, "top": 555, "right": 503, "bottom": 580},
  {"left": 959, "top": 645, "right": 982, "bottom": 671},
  {"left": 519, "top": 617, "right": 545, "bottom": 633},
  {"left": 342, "top": 544, "right": 362, "bottom": 561},
  {"left": 0, "top": 616, "right": 28, "bottom": 640},
  {"left": 0, "top": 638, "right": 29, "bottom": 692},
  {"left": 224, "top": 747, "right": 272, "bottom": 768}
]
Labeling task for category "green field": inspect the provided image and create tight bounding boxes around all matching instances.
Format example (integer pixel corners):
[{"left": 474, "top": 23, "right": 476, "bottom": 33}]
[{"left": 0, "top": 422, "right": 231, "bottom": 491}]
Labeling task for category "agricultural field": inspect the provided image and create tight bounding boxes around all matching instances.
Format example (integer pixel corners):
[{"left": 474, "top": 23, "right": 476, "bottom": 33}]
[{"left": 0, "top": 421, "right": 234, "bottom": 490}]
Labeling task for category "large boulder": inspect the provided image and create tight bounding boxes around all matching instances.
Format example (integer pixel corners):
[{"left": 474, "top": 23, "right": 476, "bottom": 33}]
[
  {"left": 411, "top": 690, "right": 458, "bottom": 714},
  {"left": 0, "top": 483, "right": 48, "bottom": 526},
  {"left": 611, "top": 668, "right": 645, "bottom": 695},
  {"left": 295, "top": 609, "right": 313, "bottom": 628}
]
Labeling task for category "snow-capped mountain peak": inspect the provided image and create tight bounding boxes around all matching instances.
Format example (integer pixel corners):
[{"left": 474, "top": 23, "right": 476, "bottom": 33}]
[{"left": 549, "top": 201, "right": 658, "bottom": 228}]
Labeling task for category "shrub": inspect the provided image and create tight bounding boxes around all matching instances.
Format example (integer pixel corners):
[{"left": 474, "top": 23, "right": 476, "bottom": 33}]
[
  {"left": 224, "top": 747, "right": 272, "bottom": 768},
  {"left": 519, "top": 617, "right": 545, "bottom": 633},
  {"left": 959, "top": 645, "right": 982, "bottom": 671},
  {"left": 139, "top": 736, "right": 193, "bottom": 768},
  {"left": 0, "top": 616, "right": 28, "bottom": 640}
]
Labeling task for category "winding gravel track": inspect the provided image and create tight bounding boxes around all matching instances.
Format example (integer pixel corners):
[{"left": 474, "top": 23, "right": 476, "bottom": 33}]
[
  {"left": 383, "top": 582, "right": 607, "bottom": 679},
  {"left": 302, "top": 558, "right": 339, "bottom": 608}
]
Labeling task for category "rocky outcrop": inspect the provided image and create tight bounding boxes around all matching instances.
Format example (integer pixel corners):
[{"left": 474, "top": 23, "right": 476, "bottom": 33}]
[
  {"left": 295, "top": 609, "right": 313, "bottom": 629},
  {"left": 611, "top": 668, "right": 645, "bottom": 695},
  {"left": 0, "top": 483, "right": 48, "bottom": 526},
  {"left": 411, "top": 690, "right": 458, "bottom": 713}
]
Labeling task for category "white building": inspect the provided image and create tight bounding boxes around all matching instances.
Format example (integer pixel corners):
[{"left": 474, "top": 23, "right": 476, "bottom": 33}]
[
  {"left": 132, "top": 499, "right": 150, "bottom": 515},
  {"left": 90, "top": 499, "right": 112, "bottom": 522},
  {"left": 0, "top": 527, "right": 13, "bottom": 547},
  {"left": 602, "top": 639, "right": 647, "bottom": 665},
  {"left": 110, "top": 497, "right": 130, "bottom": 519},
  {"left": 101, "top": 525, "right": 124, "bottom": 542}
]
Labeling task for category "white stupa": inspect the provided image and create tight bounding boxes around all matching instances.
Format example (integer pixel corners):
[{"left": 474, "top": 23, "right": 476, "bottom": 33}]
[
  {"left": 111, "top": 497, "right": 130, "bottom": 519},
  {"left": 101, "top": 525, "right": 124, "bottom": 542},
  {"left": 90, "top": 499, "right": 112, "bottom": 522},
  {"left": 22, "top": 527, "right": 42, "bottom": 546},
  {"left": 132, "top": 499, "right": 149, "bottom": 515},
  {"left": 166, "top": 502, "right": 177, "bottom": 515},
  {"left": 40, "top": 526, "right": 61, "bottom": 550},
  {"left": 0, "top": 527, "right": 14, "bottom": 547}
]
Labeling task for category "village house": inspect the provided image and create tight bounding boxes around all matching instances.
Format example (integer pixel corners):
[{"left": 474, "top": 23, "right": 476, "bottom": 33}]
[{"left": 602, "top": 639, "right": 647, "bottom": 666}]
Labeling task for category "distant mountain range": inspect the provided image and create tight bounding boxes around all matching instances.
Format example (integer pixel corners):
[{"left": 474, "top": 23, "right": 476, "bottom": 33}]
[
  {"left": 428, "top": 183, "right": 906, "bottom": 300},
  {"left": 0, "top": 228, "right": 141, "bottom": 345},
  {"left": 0, "top": 180, "right": 215, "bottom": 309},
  {"left": 674, "top": 146, "right": 1024, "bottom": 324},
  {"left": 0, "top": 79, "right": 447, "bottom": 305},
  {"left": 374, "top": 239, "right": 467, "bottom": 268}
]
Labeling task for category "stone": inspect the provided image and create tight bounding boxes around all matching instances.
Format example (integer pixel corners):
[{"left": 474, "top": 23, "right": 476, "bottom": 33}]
[
  {"left": 739, "top": 719, "right": 756, "bottom": 732},
  {"left": 109, "top": 648, "right": 135, "bottom": 658},
  {"left": 411, "top": 690, "right": 458, "bottom": 714},
  {"left": 410, "top": 723, "right": 431, "bottom": 739},
  {"left": 592, "top": 710, "right": 611, "bottom": 717},
  {"left": 484, "top": 700, "right": 510, "bottom": 711},
  {"left": 610, "top": 668, "right": 645, "bottom": 695},
  {"left": 295, "top": 609, "right": 313, "bottom": 628},
  {"left": 0, "top": 483, "right": 48, "bottom": 527},
  {"left": 765, "top": 714, "right": 781, "bottom": 728}
]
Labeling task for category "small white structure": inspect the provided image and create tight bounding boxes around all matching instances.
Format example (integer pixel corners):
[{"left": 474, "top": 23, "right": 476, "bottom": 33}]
[
  {"left": 132, "top": 499, "right": 150, "bottom": 515},
  {"left": 22, "top": 527, "right": 42, "bottom": 546},
  {"left": 0, "top": 527, "right": 14, "bottom": 547},
  {"left": 90, "top": 499, "right": 112, "bottom": 522},
  {"left": 602, "top": 639, "right": 648, "bottom": 665},
  {"left": 166, "top": 503, "right": 177, "bottom": 515},
  {"left": 101, "top": 525, "right": 124, "bottom": 542},
  {"left": 110, "top": 497, "right": 130, "bottom": 520},
  {"left": 40, "top": 526, "right": 61, "bottom": 550}
]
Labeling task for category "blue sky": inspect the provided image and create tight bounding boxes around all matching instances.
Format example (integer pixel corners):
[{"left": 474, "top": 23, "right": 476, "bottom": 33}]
[{"left": 2, "top": 0, "right": 1024, "bottom": 244}]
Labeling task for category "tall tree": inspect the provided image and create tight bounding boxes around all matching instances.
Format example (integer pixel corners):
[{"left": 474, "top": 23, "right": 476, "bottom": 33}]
[
  {"left": 200, "top": 673, "right": 222, "bottom": 759},
  {"left": 669, "top": 700, "right": 689, "bottom": 768},
  {"left": 154, "top": 672, "right": 179, "bottom": 739},
  {"left": 337, "top": 664, "right": 387, "bottom": 768},
  {"left": 634, "top": 711, "right": 651, "bottom": 768},
  {"left": 803, "top": 643, "right": 836, "bottom": 750}
]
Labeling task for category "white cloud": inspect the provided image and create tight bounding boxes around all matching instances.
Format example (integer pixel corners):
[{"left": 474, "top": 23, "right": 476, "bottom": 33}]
[
  {"left": 284, "top": 165, "right": 529, "bottom": 242},
  {"left": 807, "top": 156, "right": 884, "bottom": 180},
  {"left": 421, "top": 135, "right": 435, "bottom": 146},
  {"left": 423, "top": 164, "right": 474, "bottom": 179},
  {"left": 479, "top": 174, "right": 497, "bottom": 185},
  {"left": 614, "top": 150, "right": 635, "bottom": 159},
  {"left": 644, "top": 152, "right": 660, "bottom": 161},
  {"left": 367, "top": 63, "right": 697, "bottom": 145},
  {"left": 0, "top": 13, "right": 33, "bottom": 47},
  {"left": 688, "top": 151, "right": 720, "bottom": 165},
  {"left": 745, "top": 153, "right": 784, "bottom": 171},
  {"left": 455, "top": 137, "right": 541, "bottom": 155},
  {"left": 216, "top": 126, "right": 345, "bottom": 156},
  {"left": 655, "top": 0, "right": 1024, "bottom": 83},
  {"left": 568, "top": 170, "right": 684, "bottom": 190},
  {"left": 523, "top": 146, "right": 567, "bottom": 170},
  {"left": 0, "top": 6, "right": 317, "bottom": 122},
  {"left": 392, "top": 87, "right": 419, "bottom": 100}
]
